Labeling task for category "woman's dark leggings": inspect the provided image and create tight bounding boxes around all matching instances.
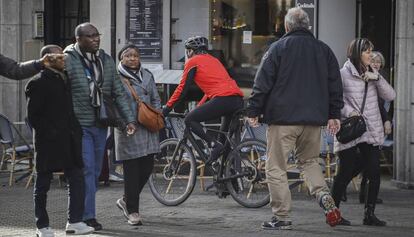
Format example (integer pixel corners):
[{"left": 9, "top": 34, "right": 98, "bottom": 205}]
[
  {"left": 332, "top": 143, "right": 381, "bottom": 207},
  {"left": 184, "top": 96, "right": 243, "bottom": 144},
  {"left": 123, "top": 155, "right": 154, "bottom": 213}
]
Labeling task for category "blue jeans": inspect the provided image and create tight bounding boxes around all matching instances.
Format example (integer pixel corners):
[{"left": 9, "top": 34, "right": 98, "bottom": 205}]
[{"left": 82, "top": 126, "right": 107, "bottom": 220}]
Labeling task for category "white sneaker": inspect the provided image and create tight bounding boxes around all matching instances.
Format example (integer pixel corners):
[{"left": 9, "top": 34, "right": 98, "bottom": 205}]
[
  {"left": 65, "top": 222, "right": 94, "bottom": 235},
  {"left": 36, "top": 227, "right": 55, "bottom": 237},
  {"left": 127, "top": 212, "right": 142, "bottom": 226}
]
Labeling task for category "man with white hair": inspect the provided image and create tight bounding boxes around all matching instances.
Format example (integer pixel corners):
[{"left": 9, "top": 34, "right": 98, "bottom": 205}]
[{"left": 247, "top": 7, "right": 344, "bottom": 229}]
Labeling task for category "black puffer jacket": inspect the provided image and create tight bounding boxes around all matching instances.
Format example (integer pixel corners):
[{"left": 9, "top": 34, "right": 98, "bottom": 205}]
[{"left": 247, "top": 28, "right": 343, "bottom": 125}]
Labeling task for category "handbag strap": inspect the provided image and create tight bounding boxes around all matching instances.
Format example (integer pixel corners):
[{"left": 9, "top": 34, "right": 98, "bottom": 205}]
[
  {"left": 122, "top": 79, "right": 142, "bottom": 103},
  {"left": 360, "top": 82, "right": 368, "bottom": 114}
]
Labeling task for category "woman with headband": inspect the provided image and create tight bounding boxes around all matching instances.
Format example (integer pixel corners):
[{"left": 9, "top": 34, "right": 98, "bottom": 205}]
[{"left": 114, "top": 44, "right": 161, "bottom": 226}]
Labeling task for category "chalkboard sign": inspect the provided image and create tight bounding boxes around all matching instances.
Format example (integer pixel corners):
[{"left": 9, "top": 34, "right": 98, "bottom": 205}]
[
  {"left": 295, "top": 0, "right": 318, "bottom": 37},
  {"left": 126, "top": 0, "right": 163, "bottom": 61}
]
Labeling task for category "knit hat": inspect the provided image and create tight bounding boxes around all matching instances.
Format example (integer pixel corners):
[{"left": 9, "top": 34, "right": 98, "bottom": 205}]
[{"left": 118, "top": 44, "right": 140, "bottom": 61}]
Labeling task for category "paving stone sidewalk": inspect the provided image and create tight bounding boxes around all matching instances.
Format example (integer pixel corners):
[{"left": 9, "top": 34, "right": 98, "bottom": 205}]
[{"left": 1, "top": 173, "right": 413, "bottom": 237}]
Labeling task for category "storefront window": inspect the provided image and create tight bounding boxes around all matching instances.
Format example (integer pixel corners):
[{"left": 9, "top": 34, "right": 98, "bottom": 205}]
[{"left": 210, "top": 0, "right": 294, "bottom": 87}]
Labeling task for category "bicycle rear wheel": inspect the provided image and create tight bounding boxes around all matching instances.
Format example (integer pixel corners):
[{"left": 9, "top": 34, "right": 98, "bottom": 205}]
[
  {"left": 225, "top": 139, "right": 270, "bottom": 208},
  {"left": 149, "top": 138, "right": 197, "bottom": 206}
]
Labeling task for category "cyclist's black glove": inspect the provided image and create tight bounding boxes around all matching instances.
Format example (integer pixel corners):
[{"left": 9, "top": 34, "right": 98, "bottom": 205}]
[{"left": 162, "top": 106, "right": 172, "bottom": 117}]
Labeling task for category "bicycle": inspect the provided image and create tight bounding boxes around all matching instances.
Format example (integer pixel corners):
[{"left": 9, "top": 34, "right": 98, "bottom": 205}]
[{"left": 149, "top": 110, "right": 270, "bottom": 208}]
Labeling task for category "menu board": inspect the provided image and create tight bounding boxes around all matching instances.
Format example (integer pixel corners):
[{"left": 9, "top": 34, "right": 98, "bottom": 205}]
[
  {"left": 126, "top": 0, "right": 163, "bottom": 61},
  {"left": 295, "top": 0, "right": 317, "bottom": 36}
]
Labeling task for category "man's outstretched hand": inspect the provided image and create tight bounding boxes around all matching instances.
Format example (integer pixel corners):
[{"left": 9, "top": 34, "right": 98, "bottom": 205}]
[{"left": 40, "top": 53, "right": 65, "bottom": 68}]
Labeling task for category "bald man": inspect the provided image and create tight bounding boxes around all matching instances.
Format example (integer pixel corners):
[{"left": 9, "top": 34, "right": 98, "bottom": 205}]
[{"left": 63, "top": 22, "right": 136, "bottom": 231}]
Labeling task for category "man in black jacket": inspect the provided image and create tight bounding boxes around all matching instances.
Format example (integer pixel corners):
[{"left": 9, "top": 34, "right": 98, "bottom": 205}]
[
  {"left": 26, "top": 45, "right": 94, "bottom": 236},
  {"left": 247, "top": 7, "right": 344, "bottom": 230},
  {"left": 0, "top": 52, "right": 63, "bottom": 80}
]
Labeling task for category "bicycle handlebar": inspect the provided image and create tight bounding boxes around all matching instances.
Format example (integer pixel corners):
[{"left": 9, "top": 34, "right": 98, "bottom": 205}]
[{"left": 166, "top": 112, "right": 186, "bottom": 118}]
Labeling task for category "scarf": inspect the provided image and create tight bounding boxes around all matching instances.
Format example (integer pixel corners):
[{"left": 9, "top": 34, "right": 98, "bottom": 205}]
[
  {"left": 117, "top": 62, "right": 143, "bottom": 83},
  {"left": 75, "top": 43, "right": 104, "bottom": 108}
]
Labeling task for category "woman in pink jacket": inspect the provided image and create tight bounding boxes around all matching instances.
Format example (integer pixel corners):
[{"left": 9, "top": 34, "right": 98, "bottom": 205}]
[{"left": 331, "top": 38, "right": 395, "bottom": 226}]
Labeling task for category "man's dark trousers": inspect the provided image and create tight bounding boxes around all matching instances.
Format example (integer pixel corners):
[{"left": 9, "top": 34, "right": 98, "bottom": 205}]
[{"left": 34, "top": 167, "right": 85, "bottom": 229}]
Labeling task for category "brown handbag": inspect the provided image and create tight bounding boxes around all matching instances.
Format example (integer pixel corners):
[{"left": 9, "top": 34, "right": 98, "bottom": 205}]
[{"left": 123, "top": 79, "right": 165, "bottom": 132}]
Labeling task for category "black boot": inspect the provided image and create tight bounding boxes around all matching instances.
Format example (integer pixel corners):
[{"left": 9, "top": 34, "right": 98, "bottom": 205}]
[{"left": 363, "top": 204, "right": 386, "bottom": 226}]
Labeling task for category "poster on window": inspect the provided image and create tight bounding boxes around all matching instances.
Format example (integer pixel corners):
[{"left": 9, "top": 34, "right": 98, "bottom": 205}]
[
  {"left": 126, "top": 0, "right": 163, "bottom": 61},
  {"left": 295, "top": 0, "right": 317, "bottom": 37}
]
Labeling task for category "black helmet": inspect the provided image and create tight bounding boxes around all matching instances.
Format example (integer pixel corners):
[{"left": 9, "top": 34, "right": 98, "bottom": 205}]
[{"left": 184, "top": 36, "right": 208, "bottom": 51}]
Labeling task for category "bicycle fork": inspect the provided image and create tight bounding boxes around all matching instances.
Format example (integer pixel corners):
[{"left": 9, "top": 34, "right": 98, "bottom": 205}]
[{"left": 166, "top": 138, "right": 187, "bottom": 178}]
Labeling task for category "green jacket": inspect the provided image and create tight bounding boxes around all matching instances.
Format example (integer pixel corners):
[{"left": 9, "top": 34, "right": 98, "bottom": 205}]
[{"left": 64, "top": 44, "right": 134, "bottom": 126}]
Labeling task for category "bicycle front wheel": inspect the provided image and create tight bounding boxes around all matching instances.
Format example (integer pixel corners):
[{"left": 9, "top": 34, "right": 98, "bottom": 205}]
[
  {"left": 225, "top": 139, "right": 270, "bottom": 208},
  {"left": 149, "top": 138, "right": 197, "bottom": 206}
]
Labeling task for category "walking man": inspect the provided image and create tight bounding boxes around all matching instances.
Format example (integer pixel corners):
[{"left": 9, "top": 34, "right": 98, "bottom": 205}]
[
  {"left": 26, "top": 45, "right": 94, "bottom": 236},
  {"left": 64, "top": 23, "right": 136, "bottom": 231},
  {"left": 247, "top": 7, "right": 344, "bottom": 229}
]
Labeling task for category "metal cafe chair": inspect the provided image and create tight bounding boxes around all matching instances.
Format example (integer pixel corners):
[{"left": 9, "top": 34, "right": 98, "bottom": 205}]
[{"left": 0, "top": 113, "right": 34, "bottom": 186}]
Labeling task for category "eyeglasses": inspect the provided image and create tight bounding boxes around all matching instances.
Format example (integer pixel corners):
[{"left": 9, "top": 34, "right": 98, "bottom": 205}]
[{"left": 80, "top": 33, "right": 101, "bottom": 39}]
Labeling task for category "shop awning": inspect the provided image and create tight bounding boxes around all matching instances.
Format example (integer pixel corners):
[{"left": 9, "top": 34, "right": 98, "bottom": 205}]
[
  {"left": 142, "top": 64, "right": 183, "bottom": 85},
  {"left": 154, "top": 70, "right": 183, "bottom": 85}
]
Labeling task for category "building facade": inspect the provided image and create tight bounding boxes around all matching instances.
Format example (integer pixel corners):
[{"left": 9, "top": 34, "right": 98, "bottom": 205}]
[{"left": 0, "top": 0, "right": 413, "bottom": 187}]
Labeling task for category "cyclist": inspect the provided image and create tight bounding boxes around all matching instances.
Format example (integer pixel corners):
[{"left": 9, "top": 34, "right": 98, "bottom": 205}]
[{"left": 162, "top": 36, "right": 244, "bottom": 163}]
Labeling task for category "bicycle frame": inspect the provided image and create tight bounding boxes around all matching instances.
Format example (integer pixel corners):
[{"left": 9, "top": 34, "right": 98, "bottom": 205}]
[{"left": 167, "top": 112, "right": 247, "bottom": 183}]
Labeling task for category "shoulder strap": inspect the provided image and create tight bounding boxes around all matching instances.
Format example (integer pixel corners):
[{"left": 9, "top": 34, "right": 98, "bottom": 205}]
[
  {"left": 360, "top": 82, "right": 368, "bottom": 114},
  {"left": 122, "top": 78, "right": 141, "bottom": 103}
]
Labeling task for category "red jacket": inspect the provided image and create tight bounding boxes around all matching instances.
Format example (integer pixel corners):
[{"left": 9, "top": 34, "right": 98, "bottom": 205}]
[{"left": 166, "top": 54, "right": 243, "bottom": 108}]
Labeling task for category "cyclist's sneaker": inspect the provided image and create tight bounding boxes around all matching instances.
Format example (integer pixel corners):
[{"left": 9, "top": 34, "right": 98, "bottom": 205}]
[
  {"left": 207, "top": 142, "right": 224, "bottom": 164},
  {"left": 109, "top": 173, "right": 124, "bottom": 182},
  {"left": 319, "top": 193, "right": 342, "bottom": 227},
  {"left": 261, "top": 216, "right": 292, "bottom": 230}
]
